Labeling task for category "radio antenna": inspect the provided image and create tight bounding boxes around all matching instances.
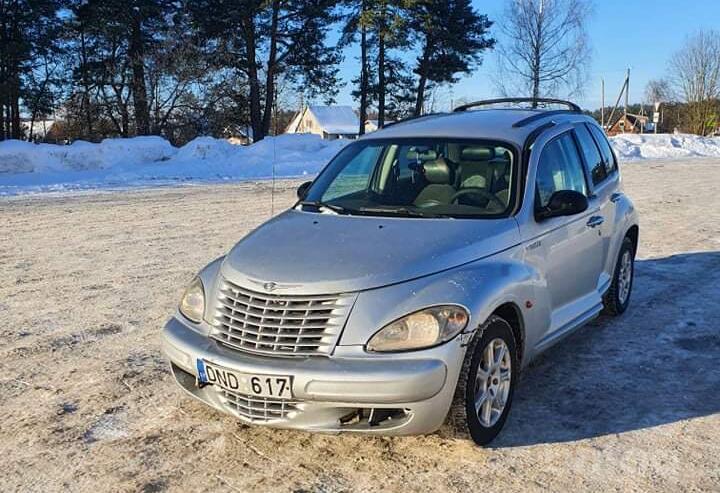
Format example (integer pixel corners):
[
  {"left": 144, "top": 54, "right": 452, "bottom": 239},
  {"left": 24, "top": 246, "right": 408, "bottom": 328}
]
[{"left": 271, "top": 132, "right": 277, "bottom": 217}]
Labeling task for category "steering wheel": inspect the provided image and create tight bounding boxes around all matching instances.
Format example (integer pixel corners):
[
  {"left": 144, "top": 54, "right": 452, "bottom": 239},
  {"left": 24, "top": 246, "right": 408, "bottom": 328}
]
[{"left": 450, "top": 188, "right": 505, "bottom": 209}]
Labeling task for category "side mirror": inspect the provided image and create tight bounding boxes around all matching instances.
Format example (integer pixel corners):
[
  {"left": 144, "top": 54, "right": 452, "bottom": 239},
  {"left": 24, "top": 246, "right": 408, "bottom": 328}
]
[
  {"left": 296, "top": 180, "right": 313, "bottom": 200},
  {"left": 536, "top": 190, "right": 588, "bottom": 220}
]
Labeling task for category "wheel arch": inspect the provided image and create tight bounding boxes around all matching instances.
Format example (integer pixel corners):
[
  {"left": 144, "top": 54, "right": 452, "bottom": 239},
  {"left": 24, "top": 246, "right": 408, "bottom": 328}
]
[
  {"left": 490, "top": 302, "right": 525, "bottom": 367},
  {"left": 625, "top": 224, "right": 639, "bottom": 256}
]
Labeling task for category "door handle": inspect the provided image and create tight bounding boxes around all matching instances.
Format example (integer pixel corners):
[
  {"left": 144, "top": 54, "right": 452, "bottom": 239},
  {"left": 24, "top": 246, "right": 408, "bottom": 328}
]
[
  {"left": 610, "top": 192, "right": 623, "bottom": 203},
  {"left": 587, "top": 216, "right": 604, "bottom": 228}
]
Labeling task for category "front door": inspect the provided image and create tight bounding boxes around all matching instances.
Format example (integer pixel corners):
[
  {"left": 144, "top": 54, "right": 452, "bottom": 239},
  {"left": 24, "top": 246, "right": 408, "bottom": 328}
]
[{"left": 522, "top": 130, "right": 605, "bottom": 334}]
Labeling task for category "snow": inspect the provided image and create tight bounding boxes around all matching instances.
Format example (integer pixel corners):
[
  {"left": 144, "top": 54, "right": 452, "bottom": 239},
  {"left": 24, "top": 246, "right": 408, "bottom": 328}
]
[
  {"left": 609, "top": 133, "right": 720, "bottom": 161},
  {"left": 0, "top": 134, "right": 349, "bottom": 195},
  {"left": 2, "top": 132, "right": 720, "bottom": 196}
]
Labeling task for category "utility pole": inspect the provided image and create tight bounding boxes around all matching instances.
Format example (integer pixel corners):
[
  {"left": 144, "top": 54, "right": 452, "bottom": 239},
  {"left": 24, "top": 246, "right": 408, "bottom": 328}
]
[
  {"left": 601, "top": 78, "right": 605, "bottom": 129},
  {"left": 624, "top": 67, "right": 630, "bottom": 119}
]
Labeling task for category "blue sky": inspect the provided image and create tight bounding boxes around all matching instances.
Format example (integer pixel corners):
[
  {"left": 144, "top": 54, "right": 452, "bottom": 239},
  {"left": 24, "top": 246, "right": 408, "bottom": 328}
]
[{"left": 332, "top": 0, "right": 720, "bottom": 111}]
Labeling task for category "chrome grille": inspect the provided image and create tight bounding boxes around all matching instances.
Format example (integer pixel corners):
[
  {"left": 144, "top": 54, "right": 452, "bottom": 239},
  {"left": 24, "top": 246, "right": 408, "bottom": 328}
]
[
  {"left": 212, "top": 278, "right": 353, "bottom": 357},
  {"left": 219, "top": 388, "right": 300, "bottom": 422}
]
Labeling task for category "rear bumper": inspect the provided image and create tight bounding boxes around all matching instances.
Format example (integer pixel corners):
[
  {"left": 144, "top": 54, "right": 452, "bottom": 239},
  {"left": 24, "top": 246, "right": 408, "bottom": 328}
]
[{"left": 162, "top": 316, "right": 464, "bottom": 435}]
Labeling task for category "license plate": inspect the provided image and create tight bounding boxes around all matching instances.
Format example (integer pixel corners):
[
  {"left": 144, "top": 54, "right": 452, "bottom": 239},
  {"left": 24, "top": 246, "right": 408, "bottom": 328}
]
[{"left": 196, "top": 359, "right": 293, "bottom": 399}]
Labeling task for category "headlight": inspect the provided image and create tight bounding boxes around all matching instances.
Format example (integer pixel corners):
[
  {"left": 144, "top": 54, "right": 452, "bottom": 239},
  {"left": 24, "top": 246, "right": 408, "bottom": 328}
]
[
  {"left": 366, "top": 305, "right": 469, "bottom": 352},
  {"left": 179, "top": 277, "right": 205, "bottom": 323}
]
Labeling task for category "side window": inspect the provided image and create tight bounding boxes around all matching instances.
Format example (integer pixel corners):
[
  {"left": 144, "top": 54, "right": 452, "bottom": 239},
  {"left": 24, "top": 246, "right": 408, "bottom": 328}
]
[
  {"left": 587, "top": 124, "right": 617, "bottom": 176},
  {"left": 535, "top": 133, "right": 588, "bottom": 209},
  {"left": 574, "top": 125, "right": 606, "bottom": 185}
]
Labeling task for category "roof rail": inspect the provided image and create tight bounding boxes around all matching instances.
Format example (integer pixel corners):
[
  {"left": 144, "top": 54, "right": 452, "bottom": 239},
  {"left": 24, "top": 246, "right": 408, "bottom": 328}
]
[
  {"left": 453, "top": 98, "right": 581, "bottom": 113},
  {"left": 380, "top": 112, "right": 448, "bottom": 129},
  {"left": 512, "top": 109, "right": 582, "bottom": 128}
]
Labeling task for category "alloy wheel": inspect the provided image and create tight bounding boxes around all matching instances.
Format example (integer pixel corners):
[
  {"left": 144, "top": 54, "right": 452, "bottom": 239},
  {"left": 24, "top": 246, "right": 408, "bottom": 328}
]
[
  {"left": 473, "top": 338, "right": 512, "bottom": 428},
  {"left": 618, "top": 250, "right": 633, "bottom": 304}
]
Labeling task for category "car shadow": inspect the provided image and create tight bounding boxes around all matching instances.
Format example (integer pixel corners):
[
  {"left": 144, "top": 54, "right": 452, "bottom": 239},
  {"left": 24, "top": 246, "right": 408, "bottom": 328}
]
[{"left": 493, "top": 250, "right": 720, "bottom": 447}]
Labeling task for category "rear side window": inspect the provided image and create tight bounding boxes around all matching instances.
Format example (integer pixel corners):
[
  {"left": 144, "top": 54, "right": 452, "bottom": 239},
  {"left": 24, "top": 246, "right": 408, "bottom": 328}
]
[
  {"left": 587, "top": 124, "right": 617, "bottom": 176},
  {"left": 574, "top": 125, "right": 606, "bottom": 185},
  {"left": 535, "top": 133, "right": 588, "bottom": 209}
]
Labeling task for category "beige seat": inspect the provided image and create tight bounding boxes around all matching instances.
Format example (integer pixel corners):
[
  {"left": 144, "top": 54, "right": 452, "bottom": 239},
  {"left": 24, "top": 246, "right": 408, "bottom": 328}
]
[
  {"left": 488, "top": 150, "right": 512, "bottom": 205},
  {"left": 457, "top": 147, "right": 494, "bottom": 189},
  {"left": 413, "top": 157, "right": 456, "bottom": 207}
]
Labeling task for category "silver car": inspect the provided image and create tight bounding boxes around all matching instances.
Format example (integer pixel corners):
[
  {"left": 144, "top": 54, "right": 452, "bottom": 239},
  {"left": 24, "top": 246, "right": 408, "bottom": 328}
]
[{"left": 162, "top": 98, "right": 639, "bottom": 445}]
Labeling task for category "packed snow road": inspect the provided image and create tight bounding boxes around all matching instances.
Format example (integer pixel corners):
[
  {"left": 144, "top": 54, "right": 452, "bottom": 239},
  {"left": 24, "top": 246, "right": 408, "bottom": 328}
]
[{"left": 1, "top": 159, "right": 719, "bottom": 492}]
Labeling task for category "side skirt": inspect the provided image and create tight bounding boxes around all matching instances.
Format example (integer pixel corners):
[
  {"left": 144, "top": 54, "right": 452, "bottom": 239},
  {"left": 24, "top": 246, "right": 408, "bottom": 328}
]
[{"left": 533, "top": 302, "right": 603, "bottom": 353}]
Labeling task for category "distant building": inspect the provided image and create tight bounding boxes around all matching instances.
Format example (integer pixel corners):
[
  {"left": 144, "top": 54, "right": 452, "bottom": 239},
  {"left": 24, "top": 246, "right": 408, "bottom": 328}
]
[
  {"left": 20, "top": 118, "right": 56, "bottom": 141},
  {"left": 606, "top": 113, "right": 650, "bottom": 136},
  {"left": 286, "top": 105, "right": 360, "bottom": 140},
  {"left": 221, "top": 124, "right": 253, "bottom": 145}
]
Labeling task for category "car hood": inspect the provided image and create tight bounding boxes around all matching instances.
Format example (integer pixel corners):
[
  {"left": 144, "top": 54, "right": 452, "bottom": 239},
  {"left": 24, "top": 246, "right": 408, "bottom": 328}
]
[{"left": 221, "top": 209, "right": 521, "bottom": 295}]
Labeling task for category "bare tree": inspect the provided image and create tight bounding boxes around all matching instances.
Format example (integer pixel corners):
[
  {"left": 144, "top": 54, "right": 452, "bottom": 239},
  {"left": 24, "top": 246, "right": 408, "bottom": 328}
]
[
  {"left": 644, "top": 79, "right": 672, "bottom": 106},
  {"left": 496, "top": 0, "right": 592, "bottom": 102},
  {"left": 669, "top": 30, "right": 720, "bottom": 135}
]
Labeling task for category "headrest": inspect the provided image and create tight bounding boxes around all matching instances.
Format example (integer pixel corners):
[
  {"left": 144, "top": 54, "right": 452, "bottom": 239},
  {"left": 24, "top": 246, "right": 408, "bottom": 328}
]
[
  {"left": 489, "top": 150, "right": 512, "bottom": 174},
  {"left": 460, "top": 147, "right": 494, "bottom": 161},
  {"left": 406, "top": 148, "right": 437, "bottom": 162},
  {"left": 422, "top": 157, "right": 452, "bottom": 185}
]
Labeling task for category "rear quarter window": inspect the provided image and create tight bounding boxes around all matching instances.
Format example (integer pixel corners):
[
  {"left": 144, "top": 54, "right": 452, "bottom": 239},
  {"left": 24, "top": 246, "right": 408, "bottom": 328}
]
[
  {"left": 574, "top": 125, "right": 606, "bottom": 185},
  {"left": 587, "top": 124, "right": 617, "bottom": 176}
]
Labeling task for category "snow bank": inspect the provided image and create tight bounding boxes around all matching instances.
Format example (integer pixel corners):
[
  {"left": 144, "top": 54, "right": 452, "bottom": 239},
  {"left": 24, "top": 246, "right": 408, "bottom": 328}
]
[
  {"left": 2, "top": 132, "right": 720, "bottom": 195},
  {"left": 609, "top": 133, "right": 720, "bottom": 161},
  {"left": 0, "top": 136, "right": 175, "bottom": 175},
  {"left": 0, "top": 134, "right": 348, "bottom": 195}
]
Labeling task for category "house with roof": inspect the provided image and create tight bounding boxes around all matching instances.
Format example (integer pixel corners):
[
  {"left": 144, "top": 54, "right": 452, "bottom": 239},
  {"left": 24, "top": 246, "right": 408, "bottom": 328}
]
[
  {"left": 606, "top": 113, "right": 650, "bottom": 136},
  {"left": 286, "top": 105, "right": 360, "bottom": 140},
  {"left": 221, "top": 123, "right": 253, "bottom": 145}
]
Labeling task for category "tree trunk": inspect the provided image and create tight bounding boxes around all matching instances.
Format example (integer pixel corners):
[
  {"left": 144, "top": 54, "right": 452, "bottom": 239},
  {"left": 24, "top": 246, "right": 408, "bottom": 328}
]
[
  {"left": 243, "top": 16, "right": 264, "bottom": 142},
  {"left": 0, "top": 0, "right": 5, "bottom": 140},
  {"left": 129, "top": 16, "right": 150, "bottom": 135},
  {"left": 531, "top": 7, "right": 543, "bottom": 107},
  {"left": 359, "top": 19, "right": 368, "bottom": 135},
  {"left": 120, "top": 102, "right": 129, "bottom": 138},
  {"left": 79, "top": 31, "right": 93, "bottom": 139},
  {"left": 262, "top": 0, "right": 280, "bottom": 137},
  {"left": 10, "top": 74, "right": 21, "bottom": 139},
  {"left": 414, "top": 47, "right": 430, "bottom": 116},
  {"left": 8, "top": 17, "right": 21, "bottom": 139},
  {"left": 377, "top": 34, "right": 385, "bottom": 127}
]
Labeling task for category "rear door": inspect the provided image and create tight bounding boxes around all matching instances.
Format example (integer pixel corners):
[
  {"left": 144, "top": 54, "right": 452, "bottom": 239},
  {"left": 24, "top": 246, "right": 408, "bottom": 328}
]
[{"left": 577, "top": 123, "right": 621, "bottom": 291}]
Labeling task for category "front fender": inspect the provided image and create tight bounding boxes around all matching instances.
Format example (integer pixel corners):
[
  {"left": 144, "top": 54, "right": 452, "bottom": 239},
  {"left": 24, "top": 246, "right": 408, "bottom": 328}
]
[
  {"left": 199, "top": 256, "right": 225, "bottom": 324},
  {"left": 338, "top": 245, "right": 548, "bottom": 364}
]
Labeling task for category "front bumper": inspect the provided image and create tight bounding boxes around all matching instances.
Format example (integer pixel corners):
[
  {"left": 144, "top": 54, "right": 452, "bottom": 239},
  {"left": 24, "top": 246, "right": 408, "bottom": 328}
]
[{"left": 161, "top": 316, "right": 464, "bottom": 435}]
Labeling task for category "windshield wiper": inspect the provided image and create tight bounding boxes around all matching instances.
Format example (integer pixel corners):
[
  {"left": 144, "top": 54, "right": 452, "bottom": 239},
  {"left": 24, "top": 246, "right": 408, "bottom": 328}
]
[
  {"left": 299, "top": 200, "right": 351, "bottom": 215},
  {"left": 355, "top": 206, "right": 451, "bottom": 218}
]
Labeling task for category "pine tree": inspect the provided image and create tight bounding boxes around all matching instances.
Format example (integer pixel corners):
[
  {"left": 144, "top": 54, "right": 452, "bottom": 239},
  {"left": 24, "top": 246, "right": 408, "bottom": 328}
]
[
  {"left": 73, "top": 0, "right": 173, "bottom": 136},
  {"left": 341, "top": 0, "right": 409, "bottom": 132},
  {"left": 408, "top": 0, "right": 495, "bottom": 115},
  {"left": 189, "top": 0, "right": 341, "bottom": 141},
  {"left": 0, "top": 0, "right": 65, "bottom": 140}
]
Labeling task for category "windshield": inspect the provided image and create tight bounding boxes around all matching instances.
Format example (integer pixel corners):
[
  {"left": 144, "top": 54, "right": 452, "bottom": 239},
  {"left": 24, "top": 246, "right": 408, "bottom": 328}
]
[{"left": 301, "top": 138, "right": 517, "bottom": 218}]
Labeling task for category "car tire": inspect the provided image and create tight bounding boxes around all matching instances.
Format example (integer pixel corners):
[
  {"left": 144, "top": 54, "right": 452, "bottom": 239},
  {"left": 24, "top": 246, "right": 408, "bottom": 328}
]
[
  {"left": 445, "top": 315, "right": 518, "bottom": 446},
  {"left": 602, "top": 236, "right": 635, "bottom": 316}
]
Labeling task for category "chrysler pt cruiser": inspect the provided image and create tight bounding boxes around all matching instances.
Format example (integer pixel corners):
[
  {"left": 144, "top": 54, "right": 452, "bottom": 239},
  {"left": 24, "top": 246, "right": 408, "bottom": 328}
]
[{"left": 162, "top": 98, "right": 639, "bottom": 445}]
